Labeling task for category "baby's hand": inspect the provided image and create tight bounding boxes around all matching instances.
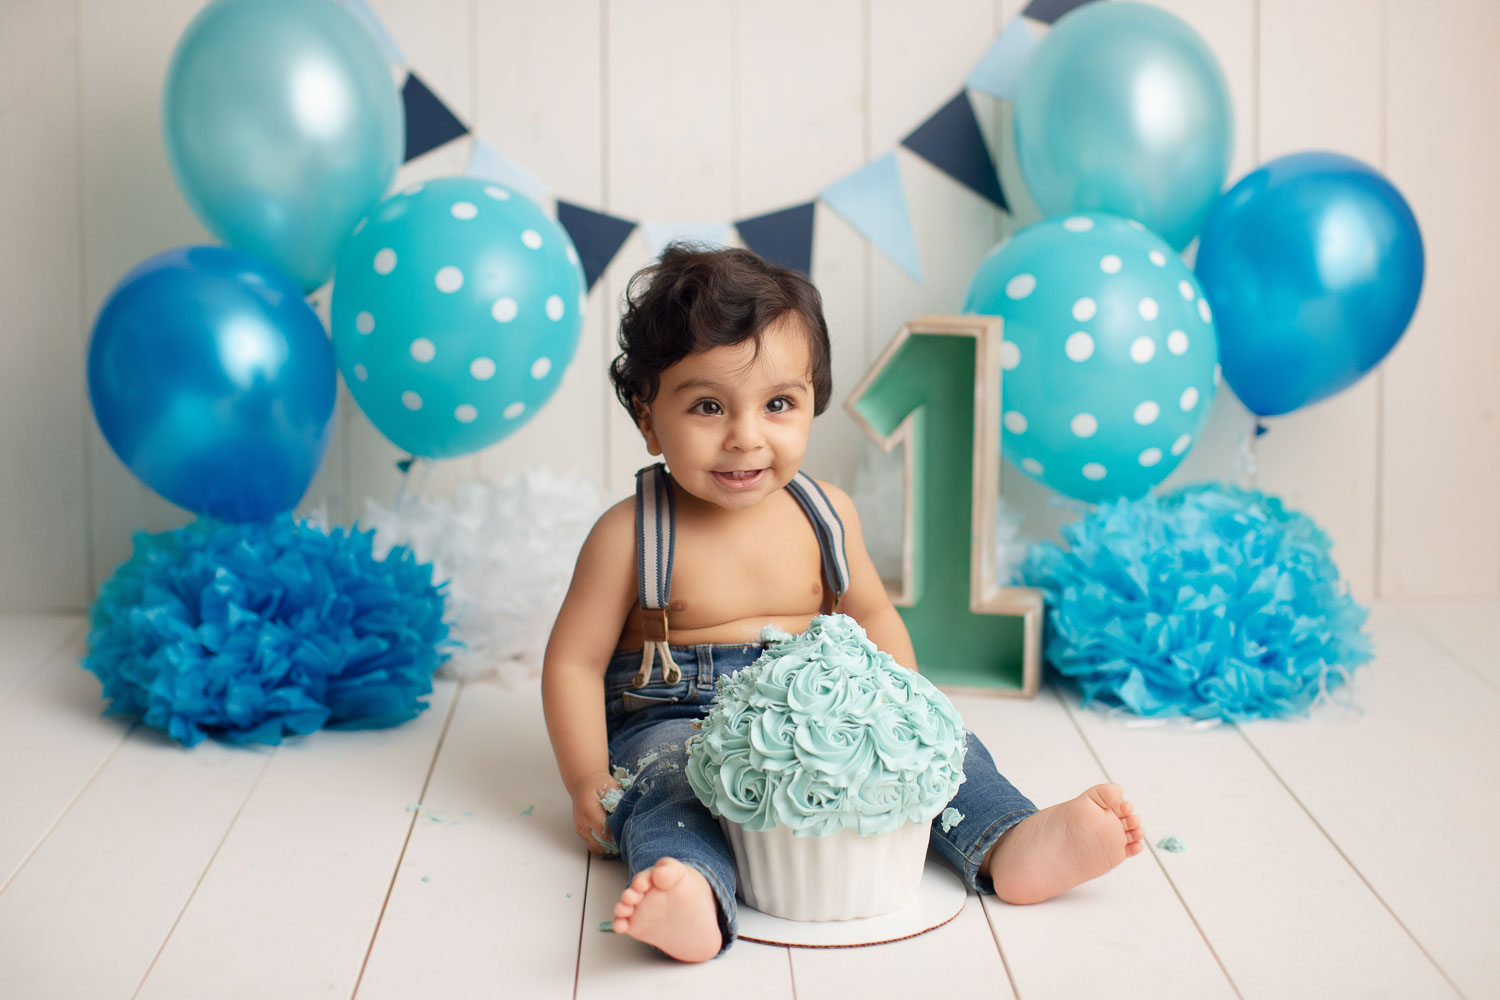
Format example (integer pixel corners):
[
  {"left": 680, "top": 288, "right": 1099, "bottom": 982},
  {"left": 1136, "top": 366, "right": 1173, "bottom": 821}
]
[{"left": 568, "top": 770, "right": 620, "bottom": 857}]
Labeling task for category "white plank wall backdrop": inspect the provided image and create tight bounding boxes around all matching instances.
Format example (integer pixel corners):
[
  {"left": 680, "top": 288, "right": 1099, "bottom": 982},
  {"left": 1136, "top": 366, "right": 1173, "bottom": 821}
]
[{"left": 2, "top": 0, "right": 1497, "bottom": 607}]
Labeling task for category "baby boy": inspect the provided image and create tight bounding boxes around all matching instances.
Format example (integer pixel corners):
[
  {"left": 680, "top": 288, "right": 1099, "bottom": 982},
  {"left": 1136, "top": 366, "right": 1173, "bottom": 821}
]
[{"left": 541, "top": 244, "right": 1143, "bottom": 962}]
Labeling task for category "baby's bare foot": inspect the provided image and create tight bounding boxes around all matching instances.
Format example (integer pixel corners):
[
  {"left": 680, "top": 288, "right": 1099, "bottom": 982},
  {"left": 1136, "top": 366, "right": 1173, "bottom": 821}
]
[
  {"left": 612, "top": 857, "right": 722, "bottom": 963},
  {"left": 984, "top": 783, "right": 1144, "bottom": 905}
]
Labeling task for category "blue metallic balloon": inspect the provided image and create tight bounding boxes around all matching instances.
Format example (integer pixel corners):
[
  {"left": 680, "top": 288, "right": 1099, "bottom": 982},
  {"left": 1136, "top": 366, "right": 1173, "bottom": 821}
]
[
  {"left": 966, "top": 214, "right": 1219, "bottom": 503},
  {"left": 1195, "top": 152, "right": 1424, "bottom": 417},
  {"left": 331, "top": 178, "right": 586, "bottom": 458},
  {"left": 88, "top": 246, "right": 338, "bottom": 521},
  {"left": 163, "top": 0, "right": 403, "bottom": 292},
  {"left": 1014, "top": 1, "right": 1233, "bottom": 250}
]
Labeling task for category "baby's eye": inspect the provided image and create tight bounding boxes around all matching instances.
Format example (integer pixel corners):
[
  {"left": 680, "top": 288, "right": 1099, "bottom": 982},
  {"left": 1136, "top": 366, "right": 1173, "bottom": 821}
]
[
  {"left": 766, "top": 396, "right": 794, "bottom": 414},
  {"left": 690, "top": 399, "right": 723, "bottom": 416}
]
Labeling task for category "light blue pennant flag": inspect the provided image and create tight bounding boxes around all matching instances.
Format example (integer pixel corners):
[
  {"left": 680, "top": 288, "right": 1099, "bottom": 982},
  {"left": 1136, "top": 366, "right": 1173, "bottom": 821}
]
[
  {"left": 342, "top": 0, "right": 406, "bottom": 67},
  {"left": 641, "top": 221, "right": 733, "bottom": 258},
  {"left": 818, "top": 152, "right": 922, "bottom": 283},
  {"left": 966, "top": 18, "right": 1037, "bottom": 100},
  {"left": 467, "top": 137, "right": 551, "bottom": 207}
]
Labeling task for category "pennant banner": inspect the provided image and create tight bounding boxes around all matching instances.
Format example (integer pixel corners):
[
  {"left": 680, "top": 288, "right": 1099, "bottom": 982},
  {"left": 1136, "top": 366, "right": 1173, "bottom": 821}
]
[
  {"left": 351, "top": 4, "right": 1051, "bottom": 288},
  {"left": 468, "top": 137, "right": 551, "bottom": 207},
  {"left": 819, "top": 152, "right": 922, "bottom": 283},
  {"left": 902, "top": 92, "right": 1008, "bottom": 212},
  {"left": 966, "top": 18, "right": 1036, "bottom": 100},
  {"left": 640, "top": 221, "right": 733, "bottom": 259},
  {"left": 556, "top": 200, "right": 637, "bottom": 290},
  {"left": 402, "top": 72, "right": 468, "bottom": 162},
  {"left": 1021, "top": 0, "right": 1099, "bottom": 25},
  {"left": 735, "top": 202, "right": 816, "bottom": 277}
]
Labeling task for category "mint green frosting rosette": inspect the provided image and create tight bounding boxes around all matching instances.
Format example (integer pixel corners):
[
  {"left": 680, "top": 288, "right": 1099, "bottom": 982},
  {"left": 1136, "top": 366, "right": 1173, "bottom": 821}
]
[{"left": 685, "top": 614, "right": 967, "bottom": 837}]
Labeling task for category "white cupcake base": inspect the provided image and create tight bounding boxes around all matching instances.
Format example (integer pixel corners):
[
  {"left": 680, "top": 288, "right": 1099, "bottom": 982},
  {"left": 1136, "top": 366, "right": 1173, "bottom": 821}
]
[
  {"left": 736, "top": 857, "right": 967, "bottom": 948},
  {"left": 719, "top": 819, "right": 932, "bottom": 921}
]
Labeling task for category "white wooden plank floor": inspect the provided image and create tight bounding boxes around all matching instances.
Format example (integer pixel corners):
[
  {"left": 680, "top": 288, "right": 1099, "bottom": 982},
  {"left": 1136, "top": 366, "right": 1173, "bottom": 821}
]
[{"left": 0, "top": 604, "right": 1494, "bottom": 999}]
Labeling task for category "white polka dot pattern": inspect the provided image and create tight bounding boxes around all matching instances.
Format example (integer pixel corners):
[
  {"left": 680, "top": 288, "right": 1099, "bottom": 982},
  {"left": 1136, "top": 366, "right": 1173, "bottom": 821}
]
[
  {"left": 973, "top": 212, "right": 1219, "bottom": 503},
  {"left": 1000, "top": 341, "right": 1021, "bottom": 370},
  {"left": 435, "top": 266, "right": 464, "bottom": 293},
  {"left": 331, "top": 177, "right": 587, "bottom": 459},
  {"left": 1065, "top": 332, "right": 1094, "bottom": 361}
]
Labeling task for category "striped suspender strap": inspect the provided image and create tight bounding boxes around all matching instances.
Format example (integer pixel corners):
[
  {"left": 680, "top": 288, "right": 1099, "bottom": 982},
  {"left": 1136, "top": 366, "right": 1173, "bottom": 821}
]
[
  {"left": 633, "top": 463, "right": 681, "bottom": 688},
  {"left": 784, "top": 472, "right": 851, "bottom": 610}
]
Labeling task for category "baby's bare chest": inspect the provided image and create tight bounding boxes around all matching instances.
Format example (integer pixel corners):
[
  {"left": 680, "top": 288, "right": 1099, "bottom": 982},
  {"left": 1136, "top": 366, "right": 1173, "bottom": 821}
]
[{"left": 617, "top": 502, "right": 831, "bottom": 648}]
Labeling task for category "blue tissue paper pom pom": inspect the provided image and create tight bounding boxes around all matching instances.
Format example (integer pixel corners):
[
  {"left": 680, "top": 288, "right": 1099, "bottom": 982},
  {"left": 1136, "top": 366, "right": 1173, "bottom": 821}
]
[
  {"left": 83, "top": 516, "right": 450, "bottom": 747},
  {"left": 1020, "top": 485, "right": 1372, "bottom": 720}
]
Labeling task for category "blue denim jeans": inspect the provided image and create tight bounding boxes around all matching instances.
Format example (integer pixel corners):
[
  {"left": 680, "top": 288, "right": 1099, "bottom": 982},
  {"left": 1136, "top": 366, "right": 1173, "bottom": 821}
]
[{"left": 603, "top": 642, "right": 1037, "bottom": 956}]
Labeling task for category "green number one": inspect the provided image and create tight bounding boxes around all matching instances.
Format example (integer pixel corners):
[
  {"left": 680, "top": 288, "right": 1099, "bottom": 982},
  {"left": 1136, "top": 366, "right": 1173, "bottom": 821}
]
[{"left": 845, "top": 315, "right": 1042, "bottom": 695}]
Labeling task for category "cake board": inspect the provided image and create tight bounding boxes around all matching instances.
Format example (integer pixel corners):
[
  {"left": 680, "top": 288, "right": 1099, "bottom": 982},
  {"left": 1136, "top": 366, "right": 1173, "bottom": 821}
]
[{"left": 737, "top": 855, "right": 968, "bottom": 948}]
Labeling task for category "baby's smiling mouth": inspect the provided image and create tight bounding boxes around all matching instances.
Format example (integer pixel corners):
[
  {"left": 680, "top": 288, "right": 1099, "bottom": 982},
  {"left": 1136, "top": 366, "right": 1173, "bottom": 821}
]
[{"left": 713, "top": 468, "right": 767, "bottom": 487}]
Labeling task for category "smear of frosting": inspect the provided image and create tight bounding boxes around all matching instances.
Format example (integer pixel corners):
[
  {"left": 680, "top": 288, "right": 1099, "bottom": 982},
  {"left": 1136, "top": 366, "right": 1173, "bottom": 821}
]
[
  {"left": 687, "top": 614, "right": 966, "bottom": 837},
  {"left": 940, "top": 807, "right": 964, "bottom": 832}
]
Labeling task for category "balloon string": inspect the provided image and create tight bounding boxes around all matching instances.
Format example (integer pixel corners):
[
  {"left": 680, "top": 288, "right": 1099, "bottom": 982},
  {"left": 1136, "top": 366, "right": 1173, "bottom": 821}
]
[
  {"left": 1233, "top": 414, "right": 1263, "bottom": 485},
  {"left": 393, "top": 456, "right": 434, "bottom": 514}
]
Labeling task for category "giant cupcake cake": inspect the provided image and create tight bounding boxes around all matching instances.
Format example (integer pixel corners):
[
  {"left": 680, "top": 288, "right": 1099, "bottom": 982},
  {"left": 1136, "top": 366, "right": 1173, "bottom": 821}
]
[{"left": 685, "top": 613, "right": 967, "bottom": 920}]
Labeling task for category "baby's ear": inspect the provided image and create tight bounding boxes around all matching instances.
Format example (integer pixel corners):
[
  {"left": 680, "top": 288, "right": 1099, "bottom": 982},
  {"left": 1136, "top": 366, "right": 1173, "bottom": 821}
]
[{"left": 633, "top": 398, "right": 662, "bottom": 456}]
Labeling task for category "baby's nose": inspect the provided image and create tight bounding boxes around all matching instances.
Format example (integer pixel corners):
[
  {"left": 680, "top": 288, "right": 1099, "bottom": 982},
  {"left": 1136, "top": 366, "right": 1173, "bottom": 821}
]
[{"left": 725, "top": 414, "right": 765, "bottom": 450}]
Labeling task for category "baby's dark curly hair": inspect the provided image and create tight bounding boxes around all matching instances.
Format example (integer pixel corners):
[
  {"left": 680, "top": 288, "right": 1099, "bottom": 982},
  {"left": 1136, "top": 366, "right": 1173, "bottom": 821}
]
[{"left": 609, "top": 243, "right": 832, "bottom": 421}]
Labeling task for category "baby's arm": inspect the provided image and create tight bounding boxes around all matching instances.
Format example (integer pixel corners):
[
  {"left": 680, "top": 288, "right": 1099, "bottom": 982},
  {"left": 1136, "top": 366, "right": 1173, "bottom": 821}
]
[
  {"left": 541, "top": 499, "right": 636, "bottom": 855},
  {"left": 817, "top": 481, "right": 921, "bottom": 672}
]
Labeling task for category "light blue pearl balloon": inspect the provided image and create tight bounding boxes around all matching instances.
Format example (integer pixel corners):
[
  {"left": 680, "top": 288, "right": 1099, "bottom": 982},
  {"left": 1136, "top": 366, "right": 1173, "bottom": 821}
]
[
  {"left": 965, "top": 214, "right": 1219, "bottom": 503},
  {"left": 332, "top": 178, "right": 586, "bottom": 459},
  {"left": 163, "top": 0, "right": 403, "bottom": 292},
  {"left": 1014, "top": 2, "right": 1233, "bottom": 250}
]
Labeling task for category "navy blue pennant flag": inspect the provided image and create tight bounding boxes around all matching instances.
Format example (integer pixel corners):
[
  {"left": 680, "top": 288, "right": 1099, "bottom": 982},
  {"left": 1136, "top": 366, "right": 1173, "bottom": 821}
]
[
  {"left": 901, "top": 92, "right": 1007, "bottom": 212},
  {"left": 556, "top": 200, "right": 637, "bottom": 290},
  {"left": 402, "top": 72, "right": 469, "bottom": 162},
  {"left": 1022, "top": 0, "right": 1098, "bottom": 24},
  {"left": 735, "top": 202, "right": 816, "bottom": 277}
]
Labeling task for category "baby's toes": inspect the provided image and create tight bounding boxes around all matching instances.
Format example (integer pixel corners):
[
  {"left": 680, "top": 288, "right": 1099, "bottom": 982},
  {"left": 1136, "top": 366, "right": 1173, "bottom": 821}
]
[
  {"left": 1117, "top": 799, "right": 1134, "bottom": 818},
  {"left": 620, "top": 886, "right": 644, "bottom": 906},
  {"left": 1123, "top": 813, "right": 1142, "bottom": 833},
  {"left": 614, "top": 899, "right": 637, "bottom": 921},
  {"left": 1125, "top": 839, "right": 1145, "bottom": 856},
  {"left": 629, "top": 868, "right": 656, "bottom": 894}
]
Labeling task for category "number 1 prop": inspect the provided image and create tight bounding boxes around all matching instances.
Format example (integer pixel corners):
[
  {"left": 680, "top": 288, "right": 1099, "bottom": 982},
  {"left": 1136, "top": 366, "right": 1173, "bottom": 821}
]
[{"left": 845, "top": 315, "right": 1042, "bottom": 696}]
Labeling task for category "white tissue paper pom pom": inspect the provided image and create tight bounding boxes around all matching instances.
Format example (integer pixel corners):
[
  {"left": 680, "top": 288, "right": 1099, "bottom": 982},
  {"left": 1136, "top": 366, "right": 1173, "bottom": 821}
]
[
  {"left": 847, "top": 440, "right": 1031, "bottom": 587},
  {"left": 993, "top": 494, "right": 1031, "bottom": 586},
  {"left": 848, "top": 441, "right": 905, "bottom": 583},
  {"left": 364, "top": 468, "right": 607, "bottom": 682}
]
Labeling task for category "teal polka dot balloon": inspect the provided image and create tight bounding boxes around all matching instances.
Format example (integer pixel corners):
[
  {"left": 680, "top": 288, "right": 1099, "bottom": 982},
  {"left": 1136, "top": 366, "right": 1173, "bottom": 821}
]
[
  {"left": 965, "top": 213, "right": 1219, "bottom": 502},
  {"left": 332, "top": 177, "right": 586, "bottom": 458}
]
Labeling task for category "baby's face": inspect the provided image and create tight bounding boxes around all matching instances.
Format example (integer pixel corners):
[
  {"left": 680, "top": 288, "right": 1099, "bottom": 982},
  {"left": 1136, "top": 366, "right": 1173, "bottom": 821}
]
[{"left": 638, "top": 316, "right": 816, "bottom": 511}]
